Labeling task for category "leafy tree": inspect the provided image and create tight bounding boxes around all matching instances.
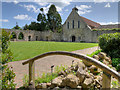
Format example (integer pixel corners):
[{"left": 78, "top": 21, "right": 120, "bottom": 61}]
[
  {"left": 37, "top": 8, "right": 48, "bottom": 31},
  {"left": 1, "top": 29, "right": 16, "bottom": 89},
  {"left": 28, "top": 22, "right": 41, "bottom": 31},
  {"left": 23, "top": 24, "right": 29, "bottom": 30},
  {"left": 47, "top": 4, "right": 62, "bottom": 32},
  {"left": 12, "top": 22, "right": 21, "bottom": 30}
]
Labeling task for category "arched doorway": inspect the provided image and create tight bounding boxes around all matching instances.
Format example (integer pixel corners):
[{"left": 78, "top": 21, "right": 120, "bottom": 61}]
[
  {"left": 36, "top": 36, "right": 38, "bottom": 41},
  {"left": 72, "top": 36, "right": 76, "bottom": 42},
  {"left": 28, "top": 36, "right": 31, "bottom": 41},
  {"left": 11, "top": 32, "right": 16, "bottom": 39},
  {"left": 46, "top": 37, "right": 48, "bottom": 41},
  {"left": 18, "top": 32, "right": 24, "bottom": 40}
]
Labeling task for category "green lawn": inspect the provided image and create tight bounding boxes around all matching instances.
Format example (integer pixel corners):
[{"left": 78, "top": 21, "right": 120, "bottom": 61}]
[{"left": 10, "top": 41, "right": 98, "bottom": 61}]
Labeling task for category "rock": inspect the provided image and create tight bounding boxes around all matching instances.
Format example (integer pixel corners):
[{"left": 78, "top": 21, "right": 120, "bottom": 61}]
[
  {"left": 53, "top": 86, "right": 60, "bottom": 90},
  {"left": 77, "top": 86, "right": 82, "bottom": 89},
  {"left": 58, "top": 71, "right": 67, "bottom": 76},
  {"left": 86, "top": 72, "right": 94, "bottom": 79},
  {"left": 89, "top": 65, "right": 99, "bottom": 75},
  {"left": 93, "top": 55, "right": 99, "bottom": 60},
  {"left": 105, "top": 57, "right": 112, "bottom": 64},
  {"left": 51, "top": 75, "right": 65, "bottom": 88},
  {"left": 94, "top": 75, "right": 102, "bottom": 89},
  {"left": 82, "top": 77, "right": 94, "bottom": 88},
  {"left": 76, "top": 67, "right": 86, "bottom": 84},
  {"left": 36, "top": 83, "right": 47, "bottom": 89},
  {"left": 83, "top": 60, "right": 92, "bottom": 67},
  {"left": 46, "top": 83, "right": 51, "bottom": 87},
  {"left": 98, "top": 52, "right": 106, "bottom": 59},
  {"left": 103, "top": 59, "right": 109, "bottom": 66},
  {"left": 63, "top": 74, "right": 80, "bottom": 88}
]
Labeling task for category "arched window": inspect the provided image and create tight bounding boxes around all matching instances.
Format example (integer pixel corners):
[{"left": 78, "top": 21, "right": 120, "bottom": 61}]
[
  {"left": 78, "top": 21, "right": 80, "bottom": 28},
  {"left": 72, "top": 20, "right": 74, "bottom": 29},
  {"left": 18, "top": 32, "right": 24, "bottom": 40},
  {"left": 67, "top": 22, "right": 69, "bottom": 29}
]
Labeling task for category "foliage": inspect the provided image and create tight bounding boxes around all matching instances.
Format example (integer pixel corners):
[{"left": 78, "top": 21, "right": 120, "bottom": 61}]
[
  {"left": 22, "top": 75, "right": 29, "bottom": 88},
  {"left": 12, "top": 23, "right": 21, "bottom": 30},
  {"left": 23, "top": 24, "right": 29, "bottom": 30},
  {"left": 116, "top": 64, "right": 120, "bottom": 71},
  {"left": 22, "top": 65, "right": 68, "bottom": 87},
  {"left": 2, "top": 29, "right": 16, "bottom": 89},
  {"left": 87, "top": 50, "right": 101, "bottom": 57},
  {"left": 98, "top": 33, "right": 120, "bottom": 58},
  {"left": 35, "top": 73, "right": 58, "bottom": 84},
  {"left": 37, "top": 8, "right": 48, "bottom": 31},
  {"left": 10, "top": 41, "right": 98, "bottom": 61},
  {"left": 112, "top": 80, "right": 120, "bottom": 88},
  {"left": 18, "top": 32, "right": 24, "bottom": 40},
  {"left": 92, "top": 28, "right": 120, "bottom": 31},
  {"left": 47, "top": 4, "right": 62, "bottom": 32},
  {"left": 11, "top": 32, "right": 16, "bottom": 39},
  {"left": 54, "top": 64, "right": 68, "bottom": 74}
]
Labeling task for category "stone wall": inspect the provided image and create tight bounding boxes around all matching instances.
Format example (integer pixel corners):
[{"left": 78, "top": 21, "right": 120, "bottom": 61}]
[{"left": 3, "top": 28, "right": 120, "bottom": 43}]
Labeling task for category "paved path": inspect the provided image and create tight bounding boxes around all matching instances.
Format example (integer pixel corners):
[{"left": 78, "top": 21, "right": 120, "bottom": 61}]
[{"left": 8, "top": 46, "right": 98, "bottom": 88}]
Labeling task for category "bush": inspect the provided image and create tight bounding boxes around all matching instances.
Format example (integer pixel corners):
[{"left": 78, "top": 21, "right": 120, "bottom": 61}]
[
  {"left": 22, "top": 65, "right": 68, "bottom": 88},
  {"left": 87, "top": 50, "right": 101, "bottom": 57},
  {"left": 98, "top": 33, "right": 120, "bottom": 58},
  {"left": 1, "top": 29, "right": 16, "bottom": 89}
]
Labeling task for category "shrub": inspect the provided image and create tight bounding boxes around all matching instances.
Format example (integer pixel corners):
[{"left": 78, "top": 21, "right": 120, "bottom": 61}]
[
  {"left": 87, "top": 50, "right": 101, "bottom": 57},
  {"left": 98, "top": 33, "right": 120, "bottom": 58},
  {"left": 1, "top": 29, "right": 16, "bottom": 89},
  {"left": 22, "top": 65, "right": 68, "bottom": 87}
]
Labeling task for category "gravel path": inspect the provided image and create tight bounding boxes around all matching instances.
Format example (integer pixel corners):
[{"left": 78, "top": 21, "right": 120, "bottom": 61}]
[{"left": 8, "top": 46, "right": 98, "bottom": 88}]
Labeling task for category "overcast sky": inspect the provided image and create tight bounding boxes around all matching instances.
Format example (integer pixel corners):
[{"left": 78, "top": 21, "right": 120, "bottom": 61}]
[{"left": 1, "top": 0, "right": 119, "bottom": 29}]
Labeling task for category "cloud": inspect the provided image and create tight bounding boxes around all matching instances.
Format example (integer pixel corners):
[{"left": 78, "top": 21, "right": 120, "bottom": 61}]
[
  {"left": 37, "top": 2, "right": 48, "bottom": 6},
  {"left": 65, "top": 9, "right": 68, "bottom": 11},
  {"left": 0, "top": 19, "right": 9, "bottom": 22},
  {"left": 13, "top": 0, "right": 19, "bottom": 4},
  {"left": 20, "top": 4, "right": 39, "bottom": 13},
  {"left": 104, "top": 3, "right": 111, "bottom": 8},
  {"left": 76, "top": 5, "right": 92, "bottom": 15},
  {"left": 94, "top": 0, "right": 118, "bottom": 3},
  {"left": 13, "top": 14, "right": 35, "bottom": 20},
  {"left": 99, "top": 22, "right": 118, "bottom": 25}
]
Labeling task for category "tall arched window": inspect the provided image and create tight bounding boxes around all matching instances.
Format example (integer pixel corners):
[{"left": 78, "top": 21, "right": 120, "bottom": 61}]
[
  {"left": 72, "top": 20, "right": 74, "bottom": 29},
  {"left": 67, "top": 22, "right": 69, "bottom": 29},
  {"left": 78, "top": 21, "right": 80, "bottom": 28}
]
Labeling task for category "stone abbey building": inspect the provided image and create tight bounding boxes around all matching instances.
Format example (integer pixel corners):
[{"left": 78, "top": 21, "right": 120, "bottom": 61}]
[{"left": 4, "top": 7, "right": 120, "bottom": 42}]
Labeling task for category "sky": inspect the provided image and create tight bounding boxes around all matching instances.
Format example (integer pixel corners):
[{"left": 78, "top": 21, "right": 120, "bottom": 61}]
[{"left": 1, "top": 0, "right": 119, "bottom": 29}]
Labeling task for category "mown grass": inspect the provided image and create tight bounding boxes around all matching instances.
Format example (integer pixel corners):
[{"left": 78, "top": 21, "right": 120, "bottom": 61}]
[{"left": 9, "top": 41, "right": 98, "bottom": 61}]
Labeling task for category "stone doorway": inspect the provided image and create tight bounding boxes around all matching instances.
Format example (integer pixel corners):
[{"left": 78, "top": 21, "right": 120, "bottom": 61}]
[
  {"left": 72, "top": 36, "right": 76, "bottom": 42},
  {"left": 28, "top": 36, "right": 31, "bottom": 41},
  {"left": 36, "top": 36, "right": 38, "bottom": 41}
]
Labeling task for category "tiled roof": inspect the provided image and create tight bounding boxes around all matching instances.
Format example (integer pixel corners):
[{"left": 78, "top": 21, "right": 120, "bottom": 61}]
[
  {"left": 80, "top": 16, "right": 101, "bottom": 29},
  {"left": 96, "top": 24, "right": 120, "bottom": 29}
]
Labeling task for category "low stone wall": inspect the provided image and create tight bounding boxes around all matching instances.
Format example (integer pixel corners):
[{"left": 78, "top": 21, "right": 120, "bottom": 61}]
[{"left": 3, "top": 29, "right": 120, "bottom": 43}]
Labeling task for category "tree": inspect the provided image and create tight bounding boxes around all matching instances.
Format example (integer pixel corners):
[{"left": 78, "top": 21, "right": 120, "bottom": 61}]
[
  {"left": 12, "top": 22, "right": 21, "bottom": 30},
  {"left": 23, "top": 24, "right": 29, "bottom": 30},
  {"left": 37, "top": 8, "right": 48, "bottom": 31},
  {"left": 1, "top": 29, "right": 16, "bottom": 89},
  {"left": 47, "top": 4, "right": 62, "bottom": 32}
]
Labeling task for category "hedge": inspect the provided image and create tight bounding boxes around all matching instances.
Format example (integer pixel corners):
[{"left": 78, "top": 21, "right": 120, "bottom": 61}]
[{"left": 98, "top": 33, "right": 120, "bottom": 58}]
